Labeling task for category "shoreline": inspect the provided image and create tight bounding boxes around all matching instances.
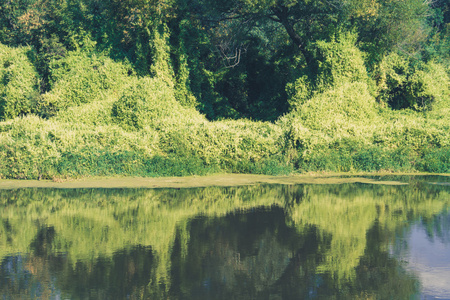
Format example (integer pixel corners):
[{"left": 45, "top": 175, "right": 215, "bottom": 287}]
[{"left": 1, "top": 173, "right": 448, "bottom": 189}]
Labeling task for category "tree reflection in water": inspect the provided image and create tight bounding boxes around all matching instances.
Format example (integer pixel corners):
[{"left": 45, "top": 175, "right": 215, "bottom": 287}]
[{"left": 0, "top": 178, "right": 449, "bottom": 299}]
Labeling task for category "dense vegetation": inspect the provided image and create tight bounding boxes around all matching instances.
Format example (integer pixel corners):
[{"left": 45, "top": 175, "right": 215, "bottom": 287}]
[{"left": 0, "top": 0, "right": 449, "bottom": 179}]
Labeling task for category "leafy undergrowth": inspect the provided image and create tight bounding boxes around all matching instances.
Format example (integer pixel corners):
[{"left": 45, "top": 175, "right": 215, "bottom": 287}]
[{"left": 0, "top": 40, "right": 449, "bottom": 179}]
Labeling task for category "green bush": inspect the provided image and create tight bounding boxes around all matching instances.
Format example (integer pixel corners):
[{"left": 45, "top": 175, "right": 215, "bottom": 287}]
[
  {"left": 283, "top": 32, "right": 379, "bottom": 159},
  {"left": 55, "top": 98, "right": 117, "bottom": 126},
  {"left": 0, "top": 116, "right": 59, "bottom": 179},
  {"left": 54, "top": 149, "right": 217, "bottom": 178},
  {"left": 0, "top": 37, "right": 448, "bottom": 179},
  {"left": 38, "top": 50, "right": 132, "bottom": 116},
  {"left": 286, "top": 75, "right": 312, "bottom": 111},
  {"left": 375, "top": 53, "right": 449, "bottom": 111},
  {"left": 0, "top": 115, "right": 161, "bottom": 179},
  {"left": 418, "top": 147, "right": 450, "bottom": 173},
  {"left": 111, "top": 77, "right": 204, "bottom": 130},
  {"left": 315, "top": 31, "right": 373, "bottom": 89},
  {"left": 373, "top": 109, "right": 449, "bottom": 151},
  {"left": 280, "top": 80, "right": 448, "bottom": 174},
  {"left": 287, "top": 32, "right": 376, "bottom": 111},
  {"left": 281, "top": 81, "right": 378, "bottom": 159},
  {"left": 421, "top": 62, "right": 450, "bottom": 117},
  {"left": 142, "top": 155, "right": 218, "bottom": 177},
  {"left": 299, "top": 82, "right": 377, "bottom": 130},
  {"left": 0, "top": 43, "right": 40, "bottom": 121},
  {"left": 158, "top": 119, "right": 284, "bottom": 171},
  {"left": 294, "top": 143, "right": 417, "bottom": 173}
]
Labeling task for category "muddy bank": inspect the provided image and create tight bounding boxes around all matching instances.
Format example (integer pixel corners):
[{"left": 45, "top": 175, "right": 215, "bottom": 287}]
[{"left": 3, "top": 173, "right": 446, "bottom": 189}]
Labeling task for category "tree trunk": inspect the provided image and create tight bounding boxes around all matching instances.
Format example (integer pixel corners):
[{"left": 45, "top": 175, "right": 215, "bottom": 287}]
[{"left": 273, "top": 5, "right": 317, "bottom": 75}]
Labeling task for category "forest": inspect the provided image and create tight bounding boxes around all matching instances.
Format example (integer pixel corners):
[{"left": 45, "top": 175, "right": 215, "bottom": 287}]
[{"left": 0, "top": 0, "right": 449, "bottom": 179}]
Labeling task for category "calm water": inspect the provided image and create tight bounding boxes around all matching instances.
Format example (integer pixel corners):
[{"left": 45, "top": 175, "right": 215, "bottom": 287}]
[{"left": 1, "top": 176, "right": 449, "bottom": 299}]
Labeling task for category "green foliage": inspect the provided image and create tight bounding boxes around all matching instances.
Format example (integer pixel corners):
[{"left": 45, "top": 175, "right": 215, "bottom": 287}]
[
  {"left": 111, "top": 77, "right": 204, "bottom": 131},
  {"left": 315, "top": 32, "right": 373, "bottom": 90},
  {"left": 0, "top": 1, "right": 449, "bottom": 178},
  {"left": 150, "top": 27, "right": 176, "bottom": 89},
  {"left": 299, "top": 82, "right": 377, "bottom": 130},
  {"left": 174, "top": 52, "right": 198, "bottom": 108},
  {"left": 280, "top": 89, "right": 449, "bottom": 173},
  {"left": 0, "top": 113, "right": 292, "bottom": 179},
  {"left": 407, "top": 62, "right": 449, "bottom": 111},
  {"left": 38, "top": 49, "right": 132, "bottom": 117},
  {"left": 418, "top": 147, "right": 450, "bottom": 173},
  {"left": 158, "top": 119, "right": 286, "bottom": 173},
  {"left": 283, "top": 79, "right": 378, "bottom": 159},
  {"left": 419, "top": 62, "right": 450, "bottom": 115},
  {"left": 0, "top": 115, "right": 160, "bottom": 179},
  {"left": 0, "top": 0, "right": 441, "bottom": 122},
  {"left": 355, "top": 0, "right": 431, "bottom": 64},
  {"left": 375, "top": 53, "right": 450, "bottom": 111},
  {"left": 295, "top": 144, "right": 416, "bottom": 173},
  {"left": 54, "top": 98, "right": 116, "bottom": 126},
  {"left": 0, "top": 43, "right": 40, "bottom": 120},
  {"left": 286, "top": 76, "right": 312, "bottom": 111},
  {"left": 287, "top": 32, "right": 376, "bottom": 110},
  {"left": 422, "top": 1, "right": 450, "bottom": 67}
]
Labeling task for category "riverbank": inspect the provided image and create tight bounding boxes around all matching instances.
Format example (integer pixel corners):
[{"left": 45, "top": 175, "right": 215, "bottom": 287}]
[{"left": 2, "top": 173, "right": 448, "bottom": 189}]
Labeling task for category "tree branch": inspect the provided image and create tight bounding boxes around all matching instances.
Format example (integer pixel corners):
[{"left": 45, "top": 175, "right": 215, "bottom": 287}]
[{"left": 271, "top": 5, "right": 316, "bottom": 72}]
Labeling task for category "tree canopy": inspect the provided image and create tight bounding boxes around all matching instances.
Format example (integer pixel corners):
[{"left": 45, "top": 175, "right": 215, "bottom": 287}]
[
  {"left": 1, "top": 0, "right": 447, "bottom": 120},
  {"left": 0, "top": 0, "right": 449, "bottom": 178}
]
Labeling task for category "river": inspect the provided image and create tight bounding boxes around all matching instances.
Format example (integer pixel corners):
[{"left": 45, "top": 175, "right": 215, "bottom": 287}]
[{"left": 1, "top": 175, "right": 449, "bottom": 299}]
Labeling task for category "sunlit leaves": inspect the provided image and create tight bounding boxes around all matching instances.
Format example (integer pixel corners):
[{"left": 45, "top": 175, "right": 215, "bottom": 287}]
[{"left": 0, "top": 43, "right": 40, "bottom": 121}]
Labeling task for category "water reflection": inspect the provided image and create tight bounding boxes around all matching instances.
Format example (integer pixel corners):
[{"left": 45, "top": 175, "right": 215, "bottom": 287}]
[
  {"left": 392, "top": 209, "right": 450, "bottom": 299},
  {"left": 0, "top": 177, "right": 449, "bottom": 299}
]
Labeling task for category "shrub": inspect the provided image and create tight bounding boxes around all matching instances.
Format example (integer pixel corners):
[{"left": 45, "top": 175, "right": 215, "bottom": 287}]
[
  {"left": 0, "top": 43, "right": 40, "bottom": 121},
  {"left": 315, "top": 31, "right": 372, "bottom": 89},
  {"left": 54, "top": 98, "right": 117, "bottom": 126},
  {"left": 418, "top": 147, "right": 450, "bottom": 173},
  {"left": 0, "top": 116, "right": 60, "bottom": 179},
  {"left": 374, "top": 52, "right": 410, "bottom": 109},
  {"left": 421, "top": 62, "right": 450, "bottom": 117},
  {"left": 375, "top": 53, "right": 449, "bottom": 111},
  {"left": 286, "top": 75, "right": 312, "bottom": 111},
  {"left": 0, "top": 115, "right": 161, "bottom": 179},
  {"left": 286, "top": 32, "right": 376, "bottom": 111},
  {"left": 298, "top": 82, "right": 377, "bottom": 130},
  {"left": 111, "top": 77, "right": 204, "bottom": 130},
  {"left": 281, "top": 81, "right": 378, "bottom": 159},
  {"left": 38, "top": 50, "right": 132, "bottom": 116},
  {"left": 158, "top": 119, "right": 284, "bottom": 171},
  {"left": 0, "top": 39, "right": 448, "bottom": 178},
  {"left": 285, "top": 31, "right": 378, "bottom": 145}
]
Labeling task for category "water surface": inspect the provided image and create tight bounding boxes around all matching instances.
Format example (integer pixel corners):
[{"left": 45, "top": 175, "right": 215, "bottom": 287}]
[{"left": 1, "top": 176, "right": 449, "bottom": 299}]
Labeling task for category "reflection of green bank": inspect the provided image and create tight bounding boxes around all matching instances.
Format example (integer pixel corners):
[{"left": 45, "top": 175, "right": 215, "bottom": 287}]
[
  {"left": 287, "top": 183, "right": 450, "bottom": 283},
  {"left": 0, "top": 182, "right": 449, "bottom": 297},
  {"left": 0, "top": 185, "right": 284, "bottom": 294}
]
